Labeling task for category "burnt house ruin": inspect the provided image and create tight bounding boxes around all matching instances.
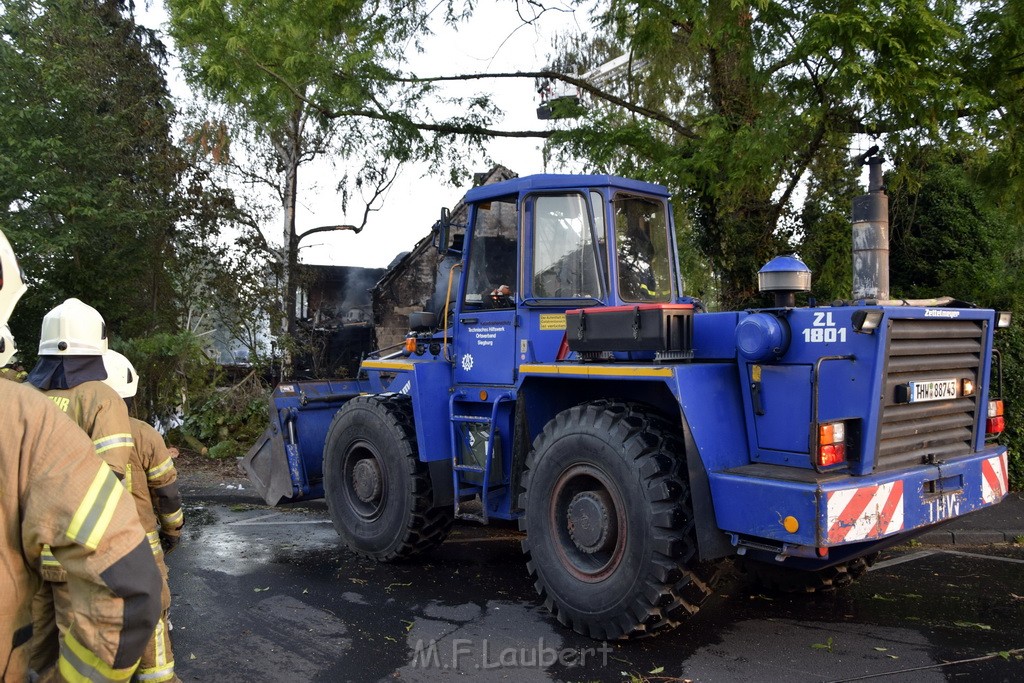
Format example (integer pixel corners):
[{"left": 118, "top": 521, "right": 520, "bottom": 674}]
[
  {"left": 371, "top": 165, "right": 518, "bottom": 350},
  {"left": 293, "top": 264, "right": 386, "bottom": 379}
]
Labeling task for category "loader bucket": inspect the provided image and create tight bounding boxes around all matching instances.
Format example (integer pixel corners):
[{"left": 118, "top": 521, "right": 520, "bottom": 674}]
[{"left": 240, "top": 425, "right": 295, "bottom": 506}]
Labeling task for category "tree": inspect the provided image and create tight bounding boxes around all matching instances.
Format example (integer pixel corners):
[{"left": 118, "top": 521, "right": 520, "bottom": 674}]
[
  {"left": 167, "top": 0, "right": 435, "bottom": 375},
  {"left": 533, "top": 0, "right": 1024, "bottom": 308},
  {"left": 0, "top": 0, "right": 191, "bottom": 345}
]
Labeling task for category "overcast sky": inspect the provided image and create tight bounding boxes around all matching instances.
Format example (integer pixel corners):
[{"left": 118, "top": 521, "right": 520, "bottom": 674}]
[{"left": 138, "top": 2, "right": 590, "bottom": 269}]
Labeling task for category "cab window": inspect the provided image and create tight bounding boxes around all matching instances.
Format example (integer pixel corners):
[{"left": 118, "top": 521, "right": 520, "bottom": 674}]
[
  {"left": 462, "top": 196, "right": 518, "bottom": 309},
  {"left": 614, "top": 194, "right": 672, "bottom": 302},
  {"left": 530, "top": 193, "right": 602, "bottom": 300}
]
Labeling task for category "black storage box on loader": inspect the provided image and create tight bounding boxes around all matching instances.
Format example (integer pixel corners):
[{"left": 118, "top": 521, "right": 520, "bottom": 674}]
[{"left": 566, "top": 303, "right": 695, "bottom": 355}]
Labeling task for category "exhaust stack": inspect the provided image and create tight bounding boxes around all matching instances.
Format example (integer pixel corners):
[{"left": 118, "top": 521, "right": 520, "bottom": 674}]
[{"left": 851, "top": 148, "right": 889, "bottom": 301}]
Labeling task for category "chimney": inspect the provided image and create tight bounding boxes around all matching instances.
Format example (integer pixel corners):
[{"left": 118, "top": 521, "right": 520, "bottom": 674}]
[{"left": 851, "top": 149, "right": 889, "bottom": 301}]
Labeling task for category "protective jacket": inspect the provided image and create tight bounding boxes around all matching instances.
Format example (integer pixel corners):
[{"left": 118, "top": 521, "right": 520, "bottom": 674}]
[
  {"left": 127, "top": 418, "right": 184, "bottom": 548},
  {"left": 127, "top": 418, "right": 184, "bottom": 683},
  {"left": 36, "top": 380, "right": 134, "bottom": 478},
  {"left": 28, "top": 375, "right": 135, "bottom": 667},
  {"left": 0, "top": 367, "right": 26, "bottom": 382},
  {"left": 0, "top": 381, "right": 161, "bottom": 682}
]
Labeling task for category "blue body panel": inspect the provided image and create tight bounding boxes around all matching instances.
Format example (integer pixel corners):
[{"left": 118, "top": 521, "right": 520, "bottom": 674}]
[
  {"left": 252, "top": 173, "right": 1010, "bottom": 565},
  {"left": 269, "top": 379, "right": 365, "bottom": 500}
]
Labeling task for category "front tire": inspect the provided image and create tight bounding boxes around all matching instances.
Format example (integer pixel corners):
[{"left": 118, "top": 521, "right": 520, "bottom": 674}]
[
  {"left": 323, "top": 395, "right": 453, "bottom": 561},
  {"left": 519, "top": 401, "right": 720, "bottom": 640}
]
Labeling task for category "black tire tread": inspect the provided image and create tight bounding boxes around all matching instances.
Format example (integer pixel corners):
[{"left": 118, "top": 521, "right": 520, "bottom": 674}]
[
  {"left": 518, "top": 400, "right": 721, "bottom": 640},
  {"left": 324, "top": 394, "right": 454, "bottom": 562}
]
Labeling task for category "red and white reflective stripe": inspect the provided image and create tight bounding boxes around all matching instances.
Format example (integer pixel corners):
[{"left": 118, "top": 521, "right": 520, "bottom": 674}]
[
  {"left": 826, "top": 481, "right": 905, "bottom": 544},
  {"left": 981, "top": 453, "right": 1009, "bottom": 504}
]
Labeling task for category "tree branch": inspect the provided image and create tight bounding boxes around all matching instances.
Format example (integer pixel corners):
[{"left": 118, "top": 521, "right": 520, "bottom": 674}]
[{"left": 389, "top": 70, "right": 699, "bottom": 139}]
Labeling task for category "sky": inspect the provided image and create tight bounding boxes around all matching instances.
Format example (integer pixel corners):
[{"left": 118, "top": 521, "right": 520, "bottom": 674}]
[{"left": 137, "top": 1, "right": 591, "bottom": 270}]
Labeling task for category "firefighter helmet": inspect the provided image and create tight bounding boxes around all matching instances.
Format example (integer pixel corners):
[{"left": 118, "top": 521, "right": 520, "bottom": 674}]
[
  {"left": 0, "top": 324, "right": 16, "bottom": 367},
  {"left": 38, "top": 298, "right": 108, "bottom": 356},
  {"left": 102, "top": 349, "right": 138, "bottom": 398},
  {"left": 0, "top": 230, "right": 27, "bottom": 327}
]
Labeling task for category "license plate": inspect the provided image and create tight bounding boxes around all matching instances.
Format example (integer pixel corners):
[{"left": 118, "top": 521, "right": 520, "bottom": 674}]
[{"left": 907, "top": 379, "right": 958, "bottom": 403}]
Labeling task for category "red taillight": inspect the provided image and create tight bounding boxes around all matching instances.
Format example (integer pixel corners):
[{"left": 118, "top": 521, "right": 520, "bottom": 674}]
[
  {"left": 987, "top": 417, "right": 1006, "bottom": 435},
  {"left": 987, "top": 400, "right": 1006, "bottom": 435},
  {"left": 817, "top": 421, "right": 847, "bottom": 467}
]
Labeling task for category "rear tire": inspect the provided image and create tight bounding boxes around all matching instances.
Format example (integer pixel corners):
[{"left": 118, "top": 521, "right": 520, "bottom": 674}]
[
  {"left": 323, "top": 394, "right": 453, "bottom": 561},
  {"left": 739, "top": 553, "right": 879, "bottom": 593},
  {"left": 519, "top": 401, "right": 720, "bottom": 640}
]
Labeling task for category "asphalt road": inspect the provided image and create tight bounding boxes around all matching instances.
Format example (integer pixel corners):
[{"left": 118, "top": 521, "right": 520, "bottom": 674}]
[{"left": 166, "top": 501, "right": 1024, "bottom": 682}]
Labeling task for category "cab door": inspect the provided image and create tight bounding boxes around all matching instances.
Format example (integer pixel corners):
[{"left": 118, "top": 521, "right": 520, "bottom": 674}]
[{"left": 453, "top": 195, "right": 519, "bottom": 386}]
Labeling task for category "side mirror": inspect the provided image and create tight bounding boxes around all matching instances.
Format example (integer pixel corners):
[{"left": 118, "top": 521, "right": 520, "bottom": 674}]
[{"left": 433, "top": 207, "right": 458, "bottom": 255}]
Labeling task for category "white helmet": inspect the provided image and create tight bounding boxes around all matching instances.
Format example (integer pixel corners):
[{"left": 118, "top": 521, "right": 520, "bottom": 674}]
[
  {"left": 0, "top": 324, "right": 16, "bottom": 367},
  {"left": 102, "top": 349, "right": 138, "bottom": 398},
  {"left": 0, "top": 230, "right": 27, "bottom": 327},
  {"left": 38, "top": 298, "right": 108, "bottom": 356}
]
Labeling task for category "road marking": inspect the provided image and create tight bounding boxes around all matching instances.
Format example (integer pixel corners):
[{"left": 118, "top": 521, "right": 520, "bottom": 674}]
[
  {"left": 870, "top": 548, "right": 1024, "bottom": 570},
  {"left": 227, "top": 513, "right": 331, "bottom": 526},
  {"left": 940, "top": 549, "right": 1024, "bottom": 565},
  {"left": 869, "top": 550, "right": 937, "bottom": 570}
]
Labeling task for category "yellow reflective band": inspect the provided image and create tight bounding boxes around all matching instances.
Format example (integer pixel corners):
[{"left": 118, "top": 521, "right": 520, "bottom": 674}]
[
  {"left": 146, "top": 457, "right": 174, "bottom": 481},
  {"left": 360, "top": 360, "right": 413, "bottom": 371},
  {"left": 59, "top": 630, "right": 137, "bottom": 683},
  {"left": 160, "top": 509, "right": 184, "bottom": 528},
  {"left": 66, "top": 466, "right": 123, "bottom": 550},
  {"left": 94, "top": 433, "right": 134, "bottom": 455},
  {"left": 124, "top": 463, "right": 132, "bottom": 493},
  {"left": 41, "top": 545, "right": 60, "bottom": 567},
  {"left": 519, "top": 363, "right": 674, "bottom": 378},
  {"left": 136, "top": 663, "right": 176, "bottom": 682},
  {"left": 154, "top": 618, "right": 167, "bottom": 666}
]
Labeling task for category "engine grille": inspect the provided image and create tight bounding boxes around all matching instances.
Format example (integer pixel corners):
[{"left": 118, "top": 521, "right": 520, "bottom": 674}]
[{"left": 876, "top": 318, "right": 985, "bottom": 471}]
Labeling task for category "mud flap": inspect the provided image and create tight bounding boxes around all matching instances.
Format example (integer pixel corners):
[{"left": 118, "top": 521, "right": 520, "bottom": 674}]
[{"left": 240, "top": 426, "right": 294, "bottom": 506}]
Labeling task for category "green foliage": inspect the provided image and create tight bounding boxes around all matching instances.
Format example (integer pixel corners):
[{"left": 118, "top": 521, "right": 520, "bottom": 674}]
[
  {"left": 117, "top": 332, "right": 270, "bottom": 460},
  {"left": 799, "top": 142, "right": 861, "bottom": 303},
  {"left": 116, "top": 332, "right": 220, "bottom": 426},
  {"left": 0, "top": 0, "right": 241, "bottom": 364},
  {"left": 545, "top": 0, "right": 1024, "bottom": 308},
  {"left": 0, "top": 0, "right": 182, "bottom": 342},
  {"left": 182, "top": 372, "right": 269, "bottom": 460}
]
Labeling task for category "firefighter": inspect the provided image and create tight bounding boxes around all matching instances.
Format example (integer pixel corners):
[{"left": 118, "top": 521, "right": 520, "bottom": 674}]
[
  {"left": 0, "top": 323, "right": 26, "bottom": 382},
  {"left": 1, "top": 229, "right": 26, "bottom": 382},
  {"left": 25, "top": 298, "right": 137, "bottom": 671},
  {"left": 1, "top": 381, "right": 163, "bottom": 682},
  {"left": 103, "top": 350, "right": 184, "bottom": 683},
  {"left": 0, "top": 229, "right": 161, "bottom": 681}
]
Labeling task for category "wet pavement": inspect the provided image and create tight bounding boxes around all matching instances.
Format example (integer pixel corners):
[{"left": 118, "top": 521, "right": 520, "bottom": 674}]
[{"left": 166, "top": 501, "right": 1024, "bottom": 682}]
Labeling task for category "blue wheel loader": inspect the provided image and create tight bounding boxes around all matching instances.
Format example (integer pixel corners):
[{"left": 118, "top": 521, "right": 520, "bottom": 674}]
[{"left": 242, "top": 155, "right": 1011, "bottom": 639}]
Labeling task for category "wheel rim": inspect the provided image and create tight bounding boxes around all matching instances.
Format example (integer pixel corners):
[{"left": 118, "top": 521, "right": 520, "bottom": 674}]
[
  {"left": 548, "top": 464, "right": 627, "bottom": 583},
  {"left": 342, "top": 440, "right": 387, "bottom": 521}
]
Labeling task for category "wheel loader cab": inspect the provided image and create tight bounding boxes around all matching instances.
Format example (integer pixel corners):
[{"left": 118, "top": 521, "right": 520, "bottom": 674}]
[{"left": 451, "top": 176, "right": 681, "bottom": 383}]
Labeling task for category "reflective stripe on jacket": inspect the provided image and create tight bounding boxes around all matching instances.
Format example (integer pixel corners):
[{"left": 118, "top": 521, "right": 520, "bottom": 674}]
[{"left": 0, "top": 381, "right": 161, "bottom": 681}]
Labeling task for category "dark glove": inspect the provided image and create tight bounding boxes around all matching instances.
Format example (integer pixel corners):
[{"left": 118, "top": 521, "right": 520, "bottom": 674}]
[{"left": 160, "top": 527, "right": 181, "bottom": 555}]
